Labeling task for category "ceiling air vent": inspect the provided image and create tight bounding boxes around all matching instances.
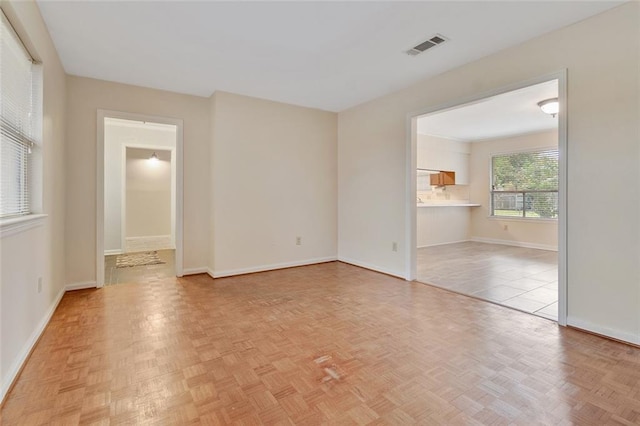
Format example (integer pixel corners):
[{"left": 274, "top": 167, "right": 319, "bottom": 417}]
[{"left": 406, "top": 34, "right": 448, "bottom": 56}]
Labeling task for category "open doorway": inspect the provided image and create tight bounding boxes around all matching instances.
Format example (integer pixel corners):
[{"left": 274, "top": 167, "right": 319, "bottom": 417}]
[
  {"left": 408, "top": 74, "right": 567, "bottom": 324},
  {"left": 97, "top": 111, "right": 184, "bottom": 287}
]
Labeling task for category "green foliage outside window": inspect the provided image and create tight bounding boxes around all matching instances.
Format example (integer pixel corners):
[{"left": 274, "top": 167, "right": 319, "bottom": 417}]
[{"left": 491, "top": 149, "right": 558, "bottom": 219}]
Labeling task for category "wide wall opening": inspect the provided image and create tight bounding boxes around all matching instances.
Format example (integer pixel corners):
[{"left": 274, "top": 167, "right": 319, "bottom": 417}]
[{"left": 412, "top": 78, "right": 563, "bottom": 322}]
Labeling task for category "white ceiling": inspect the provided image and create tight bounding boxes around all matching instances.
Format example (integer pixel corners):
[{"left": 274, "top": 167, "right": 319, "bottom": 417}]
[
  {"left": 417, "top": 80, "right": 558, "bottom": 141},
  {"left": 37, "top": 1, "right": 623, "bottom": 112}
]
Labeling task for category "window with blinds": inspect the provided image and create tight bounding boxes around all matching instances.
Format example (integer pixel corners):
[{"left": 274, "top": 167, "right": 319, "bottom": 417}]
[
  {"left": 1, "top": 11, "right": 41, "bottom": 218},
  {"left": 491, "top": 148, "right": 559, "bottom": 219}
]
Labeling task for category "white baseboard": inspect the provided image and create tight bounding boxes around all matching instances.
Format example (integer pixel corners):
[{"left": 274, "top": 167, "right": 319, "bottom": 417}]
[
  {"left": 567, "top": 316, "right": 639, "bottom": 345},
  {"left": 125, "top": 235, "right": 173, "bottom": 253},
  {"left": 417, "top": 239, "right": 470, "bottom": 249},
  {"left": 470, "top": 237, "right": 557, "bottom": 251},
  {"left": 1, "top": 285, "right": 65, "bottom": 403},
  {"left": 337, "top": 256, "right": 405, "bottom": 280},
  {"left": 182, "top": 267, "right": 209, "bottom": 276},
  {"left": 65, "top": 281, "right": 97, "bottom": 291},
  {"left": 211, "top": 256, "right": 337, "bottom": 278},
  {"left": 104, "top": 249, "right": 122, "bottom": 256}
]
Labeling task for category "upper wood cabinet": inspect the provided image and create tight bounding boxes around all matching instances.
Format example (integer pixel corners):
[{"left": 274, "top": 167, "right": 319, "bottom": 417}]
[{"left": 430, "top": 171, "right": 455, "bottom": 186}]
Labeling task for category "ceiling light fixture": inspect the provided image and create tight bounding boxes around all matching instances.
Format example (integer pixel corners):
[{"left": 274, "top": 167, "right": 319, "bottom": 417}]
[
  {"left": 149, "top": 152, "right": 158, "bottom": 162},
  {"left": 538, "top": 98, "right": 559, "bottom": 118}
]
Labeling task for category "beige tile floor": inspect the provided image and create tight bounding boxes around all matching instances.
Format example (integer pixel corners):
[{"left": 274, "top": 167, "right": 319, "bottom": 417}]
[
  {"left": 104, "top": 249, "right": 175, "bottom": 285},
  {"left": 417, "top": 242, "right": 558, "bottom": 321}
]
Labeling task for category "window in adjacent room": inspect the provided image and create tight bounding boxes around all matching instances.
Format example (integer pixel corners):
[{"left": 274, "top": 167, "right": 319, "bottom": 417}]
[
  {"left": 491, "top": 148, "right": 558, "bottom": 219},
  {"left": 1, "top": 10, "right": 42, "bottom": 218}
]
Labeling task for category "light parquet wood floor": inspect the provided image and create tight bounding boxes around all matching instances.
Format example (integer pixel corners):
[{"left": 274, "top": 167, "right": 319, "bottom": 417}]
[{"left": 2, "top": 262, "right": 639, "bottom": 425}]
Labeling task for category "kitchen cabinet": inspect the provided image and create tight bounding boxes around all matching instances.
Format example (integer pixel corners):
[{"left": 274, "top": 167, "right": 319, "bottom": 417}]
[{"left": 430, "top": 171, "right": 455, "bottom": 186}]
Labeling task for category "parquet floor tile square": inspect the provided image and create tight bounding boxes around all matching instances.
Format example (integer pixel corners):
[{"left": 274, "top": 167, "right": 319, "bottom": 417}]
[{"left": 2, "top": 261, "right": 640, "bottom": 424}]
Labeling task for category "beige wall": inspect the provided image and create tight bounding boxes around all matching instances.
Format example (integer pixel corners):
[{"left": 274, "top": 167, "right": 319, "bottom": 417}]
[
  {"left": 65, "top": 76, "right": 210, "bottom": 283},
  {"left": 126, "top": 148, "right": 172, "bottom": 238},
  {"left": 0, "top": 0, "right": 67, "bottom": 400},
  {"left": 104, "top": 122, "right": 176, "bottom": 252},
  {"left": 210, "top": 92, "right": 337, "bottom": 275},
  {"left": 469, "top": 131, "right": 558, "bottom": 250},
  {"left": 338, "top": 3, "right": 639, "bottom": 342},
  {"left": 417, "top": 134, "right": 471, "bottom": 185}
]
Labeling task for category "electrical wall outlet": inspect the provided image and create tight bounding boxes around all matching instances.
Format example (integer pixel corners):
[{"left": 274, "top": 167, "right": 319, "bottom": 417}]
[
  {"left": 296, "top": 236, "right": 302, "bottom": 246},
  {"left": 503, "top": 224, "right": 508, "bottom": 231},
  {"left": 392, "top": 242, "right": 398, "bottom": 252},
  {"left": 37, "top": 277, "right": 43, "bottom": 293}
]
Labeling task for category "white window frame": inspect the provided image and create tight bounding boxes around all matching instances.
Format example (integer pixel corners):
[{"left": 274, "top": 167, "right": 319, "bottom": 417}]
[
  {"left": 489, "top": 147, "right": 559, "bottom": 221},
  {"left": 0, "top": 9, "right": 45, "bottom": 237}
]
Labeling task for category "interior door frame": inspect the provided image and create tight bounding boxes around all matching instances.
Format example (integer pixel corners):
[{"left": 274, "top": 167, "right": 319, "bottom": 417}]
[
  {"left": 97, "top": 109, "right": 184, "bottom": 287},
  {"left": 405, "top": 70, "right": 568, "bottom": 326}
]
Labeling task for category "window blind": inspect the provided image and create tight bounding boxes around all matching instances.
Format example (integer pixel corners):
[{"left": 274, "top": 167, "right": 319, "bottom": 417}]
[
  {"left": 1, "top": 11, "right": 40, "bottom": 218},
  {"left": 491, "top": 149, "right": 559, "bottom": 219}
]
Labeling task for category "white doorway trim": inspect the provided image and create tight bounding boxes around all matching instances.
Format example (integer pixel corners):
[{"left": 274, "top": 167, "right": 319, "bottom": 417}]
[
  {"left": 405, "top": 70, "right": 568, "bottom": 326},
  {"left": 97, "top": 110, "right": 184, "bottom": 288}
]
